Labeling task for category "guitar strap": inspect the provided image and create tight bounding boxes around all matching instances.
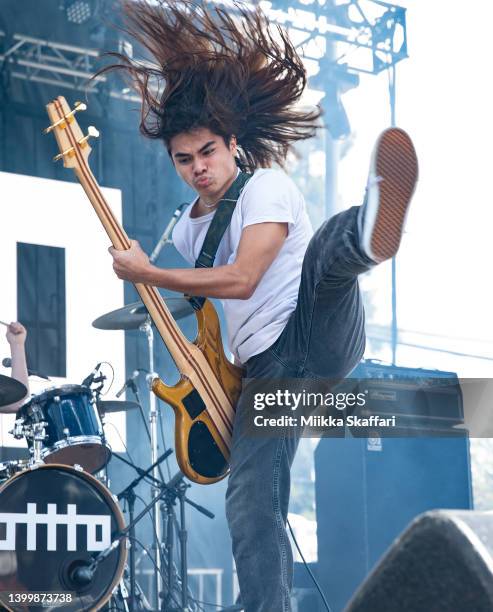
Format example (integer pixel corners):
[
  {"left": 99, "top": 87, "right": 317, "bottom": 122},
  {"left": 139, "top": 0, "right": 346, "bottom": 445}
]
[{"left": 188, "top": 170, "right": 252, "bottom": 310}]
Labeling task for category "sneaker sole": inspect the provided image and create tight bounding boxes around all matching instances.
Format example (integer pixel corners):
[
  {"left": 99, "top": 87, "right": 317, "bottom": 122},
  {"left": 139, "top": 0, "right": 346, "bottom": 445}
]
[{"left": 370, "top": 128, "right": 418, "bottom": 262}]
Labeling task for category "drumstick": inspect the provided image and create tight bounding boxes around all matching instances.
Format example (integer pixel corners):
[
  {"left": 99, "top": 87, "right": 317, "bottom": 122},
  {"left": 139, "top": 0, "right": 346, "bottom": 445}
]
[{"left": 0, "top": 320, "right": 9, "bottom": 327}]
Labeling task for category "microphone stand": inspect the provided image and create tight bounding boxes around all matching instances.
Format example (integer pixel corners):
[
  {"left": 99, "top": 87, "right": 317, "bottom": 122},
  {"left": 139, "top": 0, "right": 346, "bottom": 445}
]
[
  {"left": 112, "top": 452, "right": 161, "bottom": 488},
  {"left": 113, "top": 453, "right": 215, "bottom": 518},
  {"left": 123, "top": 359, "right": 168, "bottom": 607},
  {"left": 161, "top": 476, "right": 194, "bottom": 612},
  {"left": 87, "top": 471, "right": 214, "bottom": 610},
  {"left": 149, "top": 203, "right": 188, "bottom": 264},
  {"left": 160, "top": 476, "right": 215, "bottom": 612},
  {"left": 68, "top": 452, "right": 175, "bottom": 608},
  {"left": 111, "top": 452, "right": 215, "bottom": 611},
  {"left": 129, "top": 199, "right": 186, "bottom": 604},
  {"left": 117, "top": 450, "right": 173, "bottom": 611},
  {"left": 139, "top": 316, "right": 164, "bottom": 606}
]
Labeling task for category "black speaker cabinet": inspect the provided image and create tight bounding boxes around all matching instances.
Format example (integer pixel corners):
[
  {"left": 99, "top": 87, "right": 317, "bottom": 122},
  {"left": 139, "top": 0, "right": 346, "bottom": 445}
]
[
  {"left": 315, "top": 436, "right": 472, "bottom": 612},
  {"left": 346, "top": 510, "right": 493, "bottom": 612}
]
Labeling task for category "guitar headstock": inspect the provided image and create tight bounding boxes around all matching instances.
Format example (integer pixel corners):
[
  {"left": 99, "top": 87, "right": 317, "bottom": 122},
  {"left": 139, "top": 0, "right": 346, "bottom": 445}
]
[{"left": 45, "top": 96, "right": 99, "bottom": 168}]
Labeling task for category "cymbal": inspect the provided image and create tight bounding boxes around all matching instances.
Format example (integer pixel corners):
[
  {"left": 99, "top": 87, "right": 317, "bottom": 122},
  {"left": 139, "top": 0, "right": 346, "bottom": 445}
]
[
  {"left": 0, "top": 374, "right": 27, "bottom": 408},
  {"left": 97, "top": 400, "right": 141, "bottom": 414},
  {"left": 92, "top": 298, "right": 194, "bottom": 331}
]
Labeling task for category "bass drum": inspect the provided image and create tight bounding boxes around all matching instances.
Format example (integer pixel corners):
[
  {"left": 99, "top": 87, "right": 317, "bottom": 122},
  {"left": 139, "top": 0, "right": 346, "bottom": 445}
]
[{"left": 0, "top": 464, "right": 126, "bottom": 611}]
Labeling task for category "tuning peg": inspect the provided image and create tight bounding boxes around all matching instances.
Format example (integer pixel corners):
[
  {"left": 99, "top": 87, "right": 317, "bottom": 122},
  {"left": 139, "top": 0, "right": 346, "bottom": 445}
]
[
  {"left": 52, "top": 126, "right": 98, "bottom": 162},
  {"left": 43, "top": 101, "right": 87, "bottom": 134},
  {"left": 78, "top": 126, "right": 100, "bottom": 147},
  {"left": 53, "top": 146, "right": 75, "bottom": 162}
]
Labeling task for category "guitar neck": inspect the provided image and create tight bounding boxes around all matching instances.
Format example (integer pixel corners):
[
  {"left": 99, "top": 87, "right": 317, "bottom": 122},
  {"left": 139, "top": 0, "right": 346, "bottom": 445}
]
[{"left": 74, "top": 166, "right": 193, "bottom": 371}]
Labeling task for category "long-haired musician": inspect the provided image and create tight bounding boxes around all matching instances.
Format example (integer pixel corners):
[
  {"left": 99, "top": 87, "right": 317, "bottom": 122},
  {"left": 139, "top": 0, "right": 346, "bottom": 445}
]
[{"left": 103, "top": 2, "right": 419, "bottom": 609}]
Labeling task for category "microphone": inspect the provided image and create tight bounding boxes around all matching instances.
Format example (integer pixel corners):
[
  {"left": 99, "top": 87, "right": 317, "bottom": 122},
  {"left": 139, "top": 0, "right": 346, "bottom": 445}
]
[
  {"left": 116, "top": 370, "right": 140, "bottom": 398},
  {"left": 73, "top": 539, "right": 120, "bottom": 587},
  {"left": 2, "top": 357, "right": 50, "bottom": 380},
  {"left": 81, "top": 363, "right": 102, "bottom": 388},
  {"left": 149, "top": 202, "right": 188, "bottom": 264},
  {"left": 68, "top": 539, "right": 117, "bottom": 589},
  {"left": 68, "top": 562, "right": 94, "bottom": 588}
]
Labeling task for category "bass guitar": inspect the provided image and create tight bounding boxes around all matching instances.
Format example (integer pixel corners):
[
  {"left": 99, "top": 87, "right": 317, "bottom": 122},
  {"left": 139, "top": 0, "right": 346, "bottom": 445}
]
[{"left": 45, "top": 96, "right": 242, "bottom": 485}]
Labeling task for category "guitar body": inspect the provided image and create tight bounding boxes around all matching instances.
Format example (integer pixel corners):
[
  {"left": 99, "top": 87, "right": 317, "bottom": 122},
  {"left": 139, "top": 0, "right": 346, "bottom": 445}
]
[
  {"left": 153, "top": 299, "right": 243, "bottom": 484},
  {"left": 45, "top": 96, "right": 244, "bottom": 485}
]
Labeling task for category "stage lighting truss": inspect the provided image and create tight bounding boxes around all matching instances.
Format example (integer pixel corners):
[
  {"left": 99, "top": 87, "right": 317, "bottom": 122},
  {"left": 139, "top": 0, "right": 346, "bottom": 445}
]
[
  {"left": 0, "top": 31, "right": 140, "bottom": 100},
  {"left": 0, "top": 0, "right": 406, "bottom": 98},
  {"left": 261, "top": 0, "right": 408, "bottom": 76}
]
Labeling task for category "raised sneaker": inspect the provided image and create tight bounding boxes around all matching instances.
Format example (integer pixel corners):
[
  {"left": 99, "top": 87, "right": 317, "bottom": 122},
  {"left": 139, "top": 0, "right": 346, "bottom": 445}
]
[{"left": 360, "top": 127, "right": 419, "bottom": 263}]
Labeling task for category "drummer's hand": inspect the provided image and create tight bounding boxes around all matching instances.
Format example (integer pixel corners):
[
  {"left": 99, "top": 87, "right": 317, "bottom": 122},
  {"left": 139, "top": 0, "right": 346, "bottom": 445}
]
[
  {"left": 6, "top": 322, "right": 27, "bottom": 346},
  {"left": 109, "top": 240, "right": 154, "bottom": 283}
]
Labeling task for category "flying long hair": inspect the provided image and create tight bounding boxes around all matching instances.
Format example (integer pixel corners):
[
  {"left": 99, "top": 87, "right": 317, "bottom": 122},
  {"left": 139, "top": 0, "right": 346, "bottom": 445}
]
[{"left": 98, "top": 0, "right": 322, "bottom": 171}]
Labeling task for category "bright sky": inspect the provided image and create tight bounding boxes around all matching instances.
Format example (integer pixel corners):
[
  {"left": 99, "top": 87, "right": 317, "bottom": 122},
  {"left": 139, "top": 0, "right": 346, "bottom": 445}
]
[{"left": 331, "top": 0, "right": 493, "bottom": 377}]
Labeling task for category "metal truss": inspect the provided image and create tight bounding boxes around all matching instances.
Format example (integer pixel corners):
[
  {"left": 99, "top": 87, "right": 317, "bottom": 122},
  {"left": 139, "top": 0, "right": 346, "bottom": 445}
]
[
  {"left": 0, "top": 31, "right": 140, "bottom": 101},
  {"left": 0, "top": 0, "right": 407, "bottom": 96},
  {"left": 219, "top": 0, "right": 407, "bottom": 75}
]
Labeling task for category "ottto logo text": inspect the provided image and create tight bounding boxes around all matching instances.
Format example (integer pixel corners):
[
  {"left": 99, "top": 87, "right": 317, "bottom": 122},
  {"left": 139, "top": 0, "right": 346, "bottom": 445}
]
[{"left": 0, "top": 503, "right": 111, "bottom": 552}]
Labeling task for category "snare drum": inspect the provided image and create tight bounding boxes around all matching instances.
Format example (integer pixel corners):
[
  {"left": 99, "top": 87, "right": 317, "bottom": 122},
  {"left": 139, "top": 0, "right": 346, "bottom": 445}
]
[
  {"left": 17, "top": 385, "right": 111, "bottom": 474},
  {"left": 0, "top": 463, "right": 126, "bottom": 611}
]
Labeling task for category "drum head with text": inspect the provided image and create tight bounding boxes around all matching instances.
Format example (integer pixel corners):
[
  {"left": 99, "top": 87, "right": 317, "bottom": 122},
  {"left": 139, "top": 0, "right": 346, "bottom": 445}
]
[{"left": 0, "top": 465, "right": 126, "bottom": 611}]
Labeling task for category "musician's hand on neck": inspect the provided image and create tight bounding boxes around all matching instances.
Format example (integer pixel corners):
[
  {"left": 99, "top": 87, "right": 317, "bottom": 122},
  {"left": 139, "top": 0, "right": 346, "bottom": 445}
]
[{"left": 108, "top": 239, "right": 155, "bottom": 283}]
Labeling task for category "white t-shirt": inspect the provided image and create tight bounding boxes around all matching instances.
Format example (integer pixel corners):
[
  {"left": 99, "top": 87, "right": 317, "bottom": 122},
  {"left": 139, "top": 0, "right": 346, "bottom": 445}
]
[{"left": 172, "top": 168, "right": 314, "bottom": 363}]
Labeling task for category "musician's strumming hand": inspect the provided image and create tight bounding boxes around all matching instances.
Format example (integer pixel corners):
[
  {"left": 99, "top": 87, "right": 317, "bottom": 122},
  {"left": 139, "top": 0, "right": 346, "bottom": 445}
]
[
  {"left": 108, "top": 239, "right": 155, "bottom": 283},
  {"left": 6, "top": 322, "right": 27, "bottom": 347}
]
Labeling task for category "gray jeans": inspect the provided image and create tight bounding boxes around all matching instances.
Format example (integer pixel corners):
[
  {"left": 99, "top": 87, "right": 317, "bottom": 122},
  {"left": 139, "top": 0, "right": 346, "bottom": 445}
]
[{"left": 225, "top": 206, "right": 374, "bottom": 612}]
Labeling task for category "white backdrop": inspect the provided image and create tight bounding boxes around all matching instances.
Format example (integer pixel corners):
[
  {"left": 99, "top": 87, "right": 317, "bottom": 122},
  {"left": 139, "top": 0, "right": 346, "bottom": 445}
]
[{"left": 0, "top": 170, "right": 126, "bottom": 451}]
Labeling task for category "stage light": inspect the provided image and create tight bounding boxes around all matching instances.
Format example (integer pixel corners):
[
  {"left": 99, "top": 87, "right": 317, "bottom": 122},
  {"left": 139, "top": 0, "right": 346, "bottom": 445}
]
[{"left": 66, "top": 0, "right": 92, "bottom": 25}]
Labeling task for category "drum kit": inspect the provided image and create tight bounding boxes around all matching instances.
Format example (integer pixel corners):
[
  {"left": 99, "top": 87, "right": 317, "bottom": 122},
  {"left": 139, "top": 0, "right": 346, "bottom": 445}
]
[{"left": 0, "top": 296, "right": 215, "bottom": 612}]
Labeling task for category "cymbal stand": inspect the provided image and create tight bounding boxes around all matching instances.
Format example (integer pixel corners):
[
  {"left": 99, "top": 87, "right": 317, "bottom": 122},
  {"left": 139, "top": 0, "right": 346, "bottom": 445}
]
[{"left": 140, "top": 316, "right": 163, "bottom": 607}]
